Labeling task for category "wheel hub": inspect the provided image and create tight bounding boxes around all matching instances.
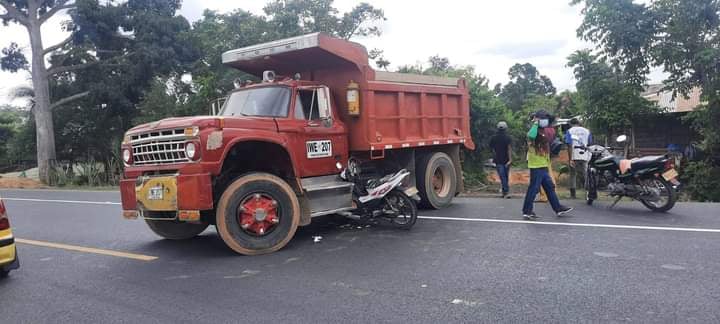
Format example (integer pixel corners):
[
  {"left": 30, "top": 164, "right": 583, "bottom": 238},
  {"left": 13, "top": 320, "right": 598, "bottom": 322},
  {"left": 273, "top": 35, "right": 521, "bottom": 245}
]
[{"left": 238, "top": 193, "right": 279, "bottom": 236}]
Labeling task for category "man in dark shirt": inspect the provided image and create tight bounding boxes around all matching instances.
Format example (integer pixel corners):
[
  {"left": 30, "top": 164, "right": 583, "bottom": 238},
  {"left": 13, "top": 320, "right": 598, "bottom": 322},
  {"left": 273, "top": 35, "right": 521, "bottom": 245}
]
[{"left": 490, "top": 121, "right": 512, "bottom": 198}]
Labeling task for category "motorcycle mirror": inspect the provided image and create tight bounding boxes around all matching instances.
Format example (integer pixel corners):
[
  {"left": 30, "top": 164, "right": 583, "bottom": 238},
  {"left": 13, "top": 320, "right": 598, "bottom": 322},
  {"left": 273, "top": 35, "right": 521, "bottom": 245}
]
[{"left": 616, "top": 135, "right": 628, "bottom": 143}]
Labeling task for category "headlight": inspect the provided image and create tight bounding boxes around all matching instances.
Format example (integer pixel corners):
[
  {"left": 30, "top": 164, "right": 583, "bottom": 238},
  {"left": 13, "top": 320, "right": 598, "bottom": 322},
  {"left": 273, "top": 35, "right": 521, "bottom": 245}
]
[
  {"left": 185, "top": 142, "right": 198, "bottom": 160},
  {"left": 122, "top": 149, "right": 132, "bottom": 164}
]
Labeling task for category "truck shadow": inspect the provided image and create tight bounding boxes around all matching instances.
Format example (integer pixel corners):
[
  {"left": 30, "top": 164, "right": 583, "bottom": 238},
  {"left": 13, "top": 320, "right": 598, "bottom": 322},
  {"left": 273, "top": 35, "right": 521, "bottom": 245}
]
[{"left": 136, "top": 215, "right": 407, "bottom": 259}]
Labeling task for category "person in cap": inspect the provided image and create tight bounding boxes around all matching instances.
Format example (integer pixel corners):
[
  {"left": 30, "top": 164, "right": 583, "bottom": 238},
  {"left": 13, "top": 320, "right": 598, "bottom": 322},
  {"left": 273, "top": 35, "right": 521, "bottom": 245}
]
[
  {"left": 490, "top": 121, "right": 513, "bottom": 198},
  {"left": 564, "top": 118, "right": 592, "bottom": 199},
  {"left": 522, "top": 110, "right": 573, "bottom": 220}
]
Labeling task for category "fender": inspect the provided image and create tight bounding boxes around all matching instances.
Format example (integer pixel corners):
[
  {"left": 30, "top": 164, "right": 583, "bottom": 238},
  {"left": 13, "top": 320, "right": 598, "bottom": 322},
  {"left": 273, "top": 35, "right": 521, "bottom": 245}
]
[{"left": 214, "top": 131, "right": 299, "bottom": 179}]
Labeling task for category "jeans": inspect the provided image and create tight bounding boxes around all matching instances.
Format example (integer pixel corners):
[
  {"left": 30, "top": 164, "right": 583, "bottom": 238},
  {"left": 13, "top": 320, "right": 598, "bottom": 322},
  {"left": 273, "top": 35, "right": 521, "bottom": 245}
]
[
  {"left": 523, "top": 167, "right": 562, "bottom": 214},
  {"left": 496, "top": 164, "right": 510, "bottom": 194}
]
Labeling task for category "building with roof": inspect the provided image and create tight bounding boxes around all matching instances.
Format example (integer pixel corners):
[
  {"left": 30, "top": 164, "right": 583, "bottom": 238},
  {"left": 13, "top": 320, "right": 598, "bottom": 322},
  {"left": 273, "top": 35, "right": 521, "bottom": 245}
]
[{"left": 630, "top": 85, "right": 703, "bottom": 157}]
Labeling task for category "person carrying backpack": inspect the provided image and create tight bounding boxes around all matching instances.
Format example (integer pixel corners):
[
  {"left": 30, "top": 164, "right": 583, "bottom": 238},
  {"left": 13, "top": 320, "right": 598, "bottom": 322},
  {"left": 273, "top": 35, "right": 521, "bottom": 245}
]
[{"left": 522, "top": 110, "right": 573, "bottom": 220}]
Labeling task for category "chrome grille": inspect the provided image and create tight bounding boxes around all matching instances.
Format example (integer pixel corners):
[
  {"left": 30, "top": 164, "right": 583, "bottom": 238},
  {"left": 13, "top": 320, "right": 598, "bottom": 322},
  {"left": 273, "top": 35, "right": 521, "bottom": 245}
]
[{"left": 130, "top": 128, "right": 190, "bottom": 165}]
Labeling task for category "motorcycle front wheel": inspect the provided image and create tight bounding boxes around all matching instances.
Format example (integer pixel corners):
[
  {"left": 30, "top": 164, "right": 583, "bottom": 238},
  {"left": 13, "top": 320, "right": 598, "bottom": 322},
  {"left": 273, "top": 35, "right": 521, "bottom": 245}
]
[
  {"left": 382, "top": 190, "right": 418, "bottom": 230},
  {"left": 639, "top": 177, "right": 677, "bottom": 213},
  {"left": 586, "top": 168, "right": 598, "bottom": 206}
]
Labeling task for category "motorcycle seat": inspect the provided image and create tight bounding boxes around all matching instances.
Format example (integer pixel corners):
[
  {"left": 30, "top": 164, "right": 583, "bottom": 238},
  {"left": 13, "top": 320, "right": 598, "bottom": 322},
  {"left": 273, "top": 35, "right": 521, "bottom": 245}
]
[
  {"left": 595, "top": 155, "right": 617, "bottom": 166},
  {"left": 630, "top": 155, "right": 666, "bottom": 171}
]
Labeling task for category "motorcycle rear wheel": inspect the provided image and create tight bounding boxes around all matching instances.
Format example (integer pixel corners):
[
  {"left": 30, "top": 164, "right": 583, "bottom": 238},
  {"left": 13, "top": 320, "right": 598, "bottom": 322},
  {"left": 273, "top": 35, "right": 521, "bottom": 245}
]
[
  {"left": 382, "top": 190, "right": 417, "bottom": 230},
  {"left": 639, "top": 177, "right": 677, "bottom": 213}
]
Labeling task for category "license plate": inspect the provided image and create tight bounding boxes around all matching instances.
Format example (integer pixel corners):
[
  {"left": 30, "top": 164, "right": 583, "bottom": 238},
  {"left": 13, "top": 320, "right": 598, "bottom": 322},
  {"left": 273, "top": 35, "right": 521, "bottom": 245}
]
[
  {"left": 662, "top": 168, "right": 678, "bottom": 181},
  {"left": 148, "top": 186, "right": 164, "bottom": 200}
]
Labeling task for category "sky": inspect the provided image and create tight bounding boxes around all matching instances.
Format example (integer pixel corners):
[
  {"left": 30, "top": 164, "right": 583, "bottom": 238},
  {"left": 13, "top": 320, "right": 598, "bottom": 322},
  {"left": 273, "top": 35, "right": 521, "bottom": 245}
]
[{"left": 0, "top": 0, "right": 665, "bottom": 105}]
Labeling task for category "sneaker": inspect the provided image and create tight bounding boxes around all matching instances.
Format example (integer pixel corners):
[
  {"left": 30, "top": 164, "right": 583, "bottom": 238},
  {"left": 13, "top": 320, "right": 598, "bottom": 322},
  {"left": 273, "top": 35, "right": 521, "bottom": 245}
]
[
  {"left": 556, "top": 206, "right": 574, "bottom": 217},
  {"left": 523, "top": 212, "right": 539, "bottom": 220}
]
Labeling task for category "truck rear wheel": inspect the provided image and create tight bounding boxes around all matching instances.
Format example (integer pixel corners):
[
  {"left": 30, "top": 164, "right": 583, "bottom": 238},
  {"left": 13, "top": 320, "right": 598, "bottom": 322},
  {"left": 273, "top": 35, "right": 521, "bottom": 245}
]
[
  {"left": 215, "top": 173, "right": 300, "bottom": 255},
  {"left": 145, "top": 218, "right": 209, "bottom": 240},
  {"left": 417, "top": 152, "right": 457, "bottom": 209}
]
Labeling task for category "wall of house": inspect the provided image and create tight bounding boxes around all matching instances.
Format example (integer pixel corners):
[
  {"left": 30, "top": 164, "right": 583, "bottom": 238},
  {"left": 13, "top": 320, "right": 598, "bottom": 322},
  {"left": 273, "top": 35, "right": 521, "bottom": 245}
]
[{"left": 632, "top": 112, "right": 699, "bottom": 149}]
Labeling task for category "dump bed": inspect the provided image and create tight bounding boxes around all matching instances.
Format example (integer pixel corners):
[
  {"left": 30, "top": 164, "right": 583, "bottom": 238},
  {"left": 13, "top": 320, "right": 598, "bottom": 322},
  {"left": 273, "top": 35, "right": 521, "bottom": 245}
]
[{"left": 222, "top": 33, "right": 475, "bottom": 152}]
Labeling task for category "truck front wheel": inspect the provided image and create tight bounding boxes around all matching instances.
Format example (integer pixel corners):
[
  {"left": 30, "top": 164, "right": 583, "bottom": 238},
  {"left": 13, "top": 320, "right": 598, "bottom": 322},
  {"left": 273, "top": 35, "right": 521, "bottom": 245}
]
[
  {"left": 145, "top": 219, "right": 209, "bottom": 240},
  {"left": 215, "top": 173, "right": 300, "bottom": 255},
  {"left": 417, "top": 152, "right": 457, "bottom": 209}
]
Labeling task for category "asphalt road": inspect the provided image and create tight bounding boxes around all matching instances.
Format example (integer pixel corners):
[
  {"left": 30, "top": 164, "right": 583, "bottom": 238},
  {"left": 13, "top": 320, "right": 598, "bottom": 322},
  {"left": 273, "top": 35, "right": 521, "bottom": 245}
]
[{"left": 1, "top": 189, "right": 720, "bottom": 323}]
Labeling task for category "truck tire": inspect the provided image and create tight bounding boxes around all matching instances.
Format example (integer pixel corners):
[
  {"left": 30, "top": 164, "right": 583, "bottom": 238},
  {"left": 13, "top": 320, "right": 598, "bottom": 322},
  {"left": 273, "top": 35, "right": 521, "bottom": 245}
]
[
  {"left": 145, "top": 219, "right": 209, "bottom": 240},
  {"left": 417, "top": 152, "right": 457, "bottom": 209},
  {"left": 215, "top": 173, "right": 300, "bottom": 255}
]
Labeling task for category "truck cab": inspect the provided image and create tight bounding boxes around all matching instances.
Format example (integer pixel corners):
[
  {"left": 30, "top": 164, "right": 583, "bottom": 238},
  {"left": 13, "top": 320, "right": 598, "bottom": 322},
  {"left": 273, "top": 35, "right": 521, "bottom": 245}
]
[{"left": 120, "top": 33, "right": 474, "bottom": 255}]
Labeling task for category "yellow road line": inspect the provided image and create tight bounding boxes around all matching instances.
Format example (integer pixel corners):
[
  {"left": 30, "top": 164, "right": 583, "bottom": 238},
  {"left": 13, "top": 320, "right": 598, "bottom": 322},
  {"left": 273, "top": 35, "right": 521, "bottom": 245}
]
[{"left": 15, "top": 238, "right": 158, "bottom": 261}]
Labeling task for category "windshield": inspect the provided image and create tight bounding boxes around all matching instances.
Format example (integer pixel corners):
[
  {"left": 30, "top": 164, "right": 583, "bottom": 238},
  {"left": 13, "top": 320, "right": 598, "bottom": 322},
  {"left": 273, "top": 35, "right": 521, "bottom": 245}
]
[{"left": 220, "top": 87, "right": 290, "bottom": 117}]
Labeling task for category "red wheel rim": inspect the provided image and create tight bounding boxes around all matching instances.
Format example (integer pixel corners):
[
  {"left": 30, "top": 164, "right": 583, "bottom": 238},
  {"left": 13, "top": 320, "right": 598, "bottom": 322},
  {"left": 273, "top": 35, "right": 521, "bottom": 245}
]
[{"left": 237, "top": 193, "right": 280, "bottom": 236}]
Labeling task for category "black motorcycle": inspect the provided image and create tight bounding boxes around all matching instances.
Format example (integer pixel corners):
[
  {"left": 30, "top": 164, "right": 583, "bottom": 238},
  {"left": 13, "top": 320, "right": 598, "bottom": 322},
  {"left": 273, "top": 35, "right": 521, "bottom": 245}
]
[{"left": 578, "top": 135, "right": 681, "bottom": 212}]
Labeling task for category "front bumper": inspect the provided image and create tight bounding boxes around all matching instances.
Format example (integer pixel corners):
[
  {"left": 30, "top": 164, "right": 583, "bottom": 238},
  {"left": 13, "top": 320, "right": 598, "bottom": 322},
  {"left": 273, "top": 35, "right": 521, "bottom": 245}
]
[
  {"left": 0, "top": 232, "right": 18, "bottom": 271},
  {"left": 120, "top": 173, "right": 214, "bottom": 213}
]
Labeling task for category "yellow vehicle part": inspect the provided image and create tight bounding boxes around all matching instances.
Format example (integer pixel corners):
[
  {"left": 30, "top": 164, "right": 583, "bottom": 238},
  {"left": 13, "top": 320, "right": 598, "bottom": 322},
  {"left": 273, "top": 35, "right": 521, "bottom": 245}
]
[
  {"left": 0, "top": 228, "right": 16, "bottom": 266},
  {"left": 347, "top": 80, "right": 360, "bottom": 116},
  {"left": 136, "top": 176, "right": 178, "bottom": 211}
]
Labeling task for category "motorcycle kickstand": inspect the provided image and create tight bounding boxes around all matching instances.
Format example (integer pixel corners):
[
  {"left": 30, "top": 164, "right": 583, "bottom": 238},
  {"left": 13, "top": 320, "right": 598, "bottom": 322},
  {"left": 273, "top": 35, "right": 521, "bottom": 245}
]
[{"left": 608, "top": 196, "right": 622, "bottom": 209}]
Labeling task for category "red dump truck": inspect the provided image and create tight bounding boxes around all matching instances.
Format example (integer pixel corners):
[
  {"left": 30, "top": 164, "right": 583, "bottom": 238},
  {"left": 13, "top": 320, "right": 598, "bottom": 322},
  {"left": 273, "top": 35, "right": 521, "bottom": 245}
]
[{"left": 119, "top": 33, "right": 475, "bottom": 255}]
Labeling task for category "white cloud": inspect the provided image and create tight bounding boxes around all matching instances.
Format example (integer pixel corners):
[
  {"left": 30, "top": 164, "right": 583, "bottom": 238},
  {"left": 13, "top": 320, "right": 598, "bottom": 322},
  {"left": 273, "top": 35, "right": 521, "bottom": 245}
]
[{"left": 1, "top": 0, "right": 666, "bottom": 105}]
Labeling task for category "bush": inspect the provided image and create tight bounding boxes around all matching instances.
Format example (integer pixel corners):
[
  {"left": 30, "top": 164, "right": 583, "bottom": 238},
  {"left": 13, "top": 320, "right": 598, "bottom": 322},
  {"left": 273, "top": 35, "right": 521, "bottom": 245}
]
[{"left": 681, "top": 161, "right": 720, "bottom": 202}]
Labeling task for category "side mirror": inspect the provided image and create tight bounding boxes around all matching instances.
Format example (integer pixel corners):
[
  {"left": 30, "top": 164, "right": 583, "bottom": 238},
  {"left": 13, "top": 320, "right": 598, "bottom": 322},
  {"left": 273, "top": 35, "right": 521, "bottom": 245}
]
[{"left": 616, "top": 135, "right": 628, "bottom": 143}]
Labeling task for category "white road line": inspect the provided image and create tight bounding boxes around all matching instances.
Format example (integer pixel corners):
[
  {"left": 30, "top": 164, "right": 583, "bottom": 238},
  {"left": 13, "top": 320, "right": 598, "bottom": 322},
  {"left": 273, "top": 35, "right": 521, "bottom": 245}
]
[
  {"left": 418, "top": 216, "right": 720, "bottom": 233},
  {"left": 4, "top": 197, "right": 719, "bottom": 234},
  {"left": 3, "top": 197, "right": 121, "bottom": 205}
]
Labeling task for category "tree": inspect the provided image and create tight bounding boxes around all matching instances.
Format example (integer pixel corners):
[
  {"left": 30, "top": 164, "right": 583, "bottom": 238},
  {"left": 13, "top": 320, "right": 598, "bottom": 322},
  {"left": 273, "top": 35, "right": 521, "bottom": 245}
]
[
  {"left": 499, "top": 63, "right": 556, "bottom": 112},
  {"left": 180, "top": 2, "right": 387, "bottom": 119},
  {"left": 573, "top": 0, "right": 720, "bottom": 154},
  {"left": 573, "top": 0, "right": 720, "bottom": 200},
  {"left": 1, "top": 0, "right": 199, "bottom": 182},
  {"left": 0, "top": 0, "right": 88, "bottom": 183},
  {"left": 262, "top": 0, "right": 385, "bottom": 40},
  {"left": 567, "top": 49, "right": 657, "bottom": 136}
]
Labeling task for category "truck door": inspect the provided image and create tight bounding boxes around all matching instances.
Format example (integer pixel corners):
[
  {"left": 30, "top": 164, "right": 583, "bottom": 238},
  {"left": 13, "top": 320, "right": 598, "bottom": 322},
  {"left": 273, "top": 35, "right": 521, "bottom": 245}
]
[{"left": 292, "top": 86, "right": 347, "bottom": 177}]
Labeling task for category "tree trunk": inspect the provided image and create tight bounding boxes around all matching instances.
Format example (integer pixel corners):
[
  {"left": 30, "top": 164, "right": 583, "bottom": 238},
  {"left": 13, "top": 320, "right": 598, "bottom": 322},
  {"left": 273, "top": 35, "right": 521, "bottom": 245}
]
[{"left": 27, "top": 16, "right": 56, "bottom": 184}]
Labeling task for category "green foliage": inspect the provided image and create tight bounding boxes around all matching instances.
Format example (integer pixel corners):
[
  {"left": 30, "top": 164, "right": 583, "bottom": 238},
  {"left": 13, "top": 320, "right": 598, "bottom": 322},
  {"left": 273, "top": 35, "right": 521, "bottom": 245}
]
[
  {"left": 573, "top": 0, "right": 720, "bottom": 201},
  {"left": 567, "top": 50, "right": 658, "bottom": 136},
  {"left": 0, "top": 107, "right": 35, "bottom": 168},
  {"left": 0, "top": 43, "right": 27, "bottom": 72},
  {"left": 681, "top": 160, "right": 720, "bottom": 202},
  {"left": 134, "top": 78, "right": 197, "bottom": 125},
  {"left": 262, "top": 0, "right": 385, "bottom": 40},
  {"left": 499, "top": 63, "right": 556, "bottom": 112}
]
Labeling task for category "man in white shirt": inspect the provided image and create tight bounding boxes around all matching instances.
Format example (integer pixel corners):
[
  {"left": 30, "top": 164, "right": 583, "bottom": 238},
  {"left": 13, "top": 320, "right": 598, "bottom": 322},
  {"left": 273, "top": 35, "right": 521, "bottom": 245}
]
[{"left": 564, "top": 118, "right": 592, "bottom": 199}]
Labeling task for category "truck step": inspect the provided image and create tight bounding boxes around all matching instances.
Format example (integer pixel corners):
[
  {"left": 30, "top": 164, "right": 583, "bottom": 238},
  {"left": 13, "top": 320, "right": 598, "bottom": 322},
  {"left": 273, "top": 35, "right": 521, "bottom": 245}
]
[
  {"left": 301, "top": 175, "right": 353, "bottom": 192},
  {"left": 301, "top": 175, "right": 354, "bottom": 217}
]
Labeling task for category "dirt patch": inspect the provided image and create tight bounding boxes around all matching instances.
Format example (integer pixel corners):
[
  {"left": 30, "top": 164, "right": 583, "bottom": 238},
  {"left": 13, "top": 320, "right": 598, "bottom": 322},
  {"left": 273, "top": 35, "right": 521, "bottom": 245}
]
[
  {"left": 0, "top": 177, "right": 46, "bottom": 189},
  {"left": 486, "top": 170, "right": 531, "bottom": 185}
]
